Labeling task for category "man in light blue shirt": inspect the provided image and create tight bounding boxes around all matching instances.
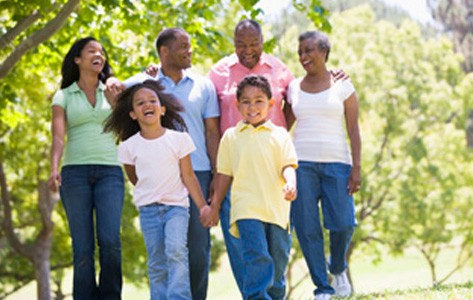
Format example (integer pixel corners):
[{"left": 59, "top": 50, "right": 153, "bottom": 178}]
[{"left": 107, "top": 28, "right": 220, "bottom": 300}]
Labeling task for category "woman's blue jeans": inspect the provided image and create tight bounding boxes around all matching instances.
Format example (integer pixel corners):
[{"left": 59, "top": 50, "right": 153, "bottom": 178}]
[
  {"left": 60, "top": 165, "right": 124, "bottom": 300},
  {"left": 291, "top": 161, "right": 356, "bottom": 296}
]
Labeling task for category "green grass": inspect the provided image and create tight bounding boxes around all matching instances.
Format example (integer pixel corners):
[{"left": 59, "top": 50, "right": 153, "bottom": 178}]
[{"left": 6, "top": 243, "right": 473, "bottom": 299}]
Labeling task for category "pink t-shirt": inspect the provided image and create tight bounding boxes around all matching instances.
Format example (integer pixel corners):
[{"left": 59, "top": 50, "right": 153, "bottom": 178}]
[
  {"left": 207, "top": 53, "right": 294, "bottom": 134},
  {"left": 118, "top": 130, "right": 195, "bottom": 208}
]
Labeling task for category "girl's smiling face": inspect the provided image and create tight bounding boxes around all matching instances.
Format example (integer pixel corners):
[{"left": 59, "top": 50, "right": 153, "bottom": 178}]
[{"left": 129, "top": 87, "right": 166, "bottom": 126}]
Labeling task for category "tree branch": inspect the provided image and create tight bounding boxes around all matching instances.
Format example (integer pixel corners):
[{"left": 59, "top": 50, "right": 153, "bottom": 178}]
[
  {"left": 0, "top": 162, "right": 30, "bottom": 259},
  {"left": 0, "top": 0, "right": 81, "bottom": 80}
]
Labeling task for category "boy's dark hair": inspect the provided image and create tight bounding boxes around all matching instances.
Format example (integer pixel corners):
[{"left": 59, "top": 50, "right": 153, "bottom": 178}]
[
  {"left": 155, "top": 28, "right": 187, "bottom": 56},
  {"left": 61, "top": 37, "right": 113, "bottom": 89},
  {"left": 299, "top": 30, "right": 331, "bottom": 62},
  {"left": 236, "top": 75, "right": 272, "bottom": 100},
  {"left": 103, "top": 80, "right": 187, "bottom": 141}
]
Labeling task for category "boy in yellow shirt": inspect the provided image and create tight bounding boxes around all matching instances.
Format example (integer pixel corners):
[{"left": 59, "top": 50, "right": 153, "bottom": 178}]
[{"left": 208, "top": 75, "right": 298, "bottom": 299}]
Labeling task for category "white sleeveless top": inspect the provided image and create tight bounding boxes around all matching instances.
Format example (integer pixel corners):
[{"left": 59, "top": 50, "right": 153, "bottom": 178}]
[{"left": 287, "top": 78, "right": 355, "bottom": 165}]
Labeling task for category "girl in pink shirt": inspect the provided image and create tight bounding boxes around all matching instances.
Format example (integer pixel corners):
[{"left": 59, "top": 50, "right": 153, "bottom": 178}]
[{"left": 104, "top": 80, "right": 211, "bottom": 300}]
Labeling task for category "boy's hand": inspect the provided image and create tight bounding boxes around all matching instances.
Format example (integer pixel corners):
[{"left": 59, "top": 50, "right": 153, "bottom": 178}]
[{"left": 283, "top": 183, "right": 297, "bottom": 201}]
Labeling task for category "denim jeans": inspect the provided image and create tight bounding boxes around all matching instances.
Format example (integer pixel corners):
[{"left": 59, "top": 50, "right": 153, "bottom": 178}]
[
  {"left": 237, "top": 219, "right": 291, "bottom": 300},
  {"left": 60, "top": 165, "right": 124, "bottom": 300},
  {"left": 291, "top": 161, "right": 356, "bottom": 296},
  {"left": 188, "top": 171, "right": 211, "bottom": 300},
  {"left": 139, "top": 204, "right": 191, "bottom": 300},
  {"left": 219, "top": 190, "right": 245, "bottom": 295}
]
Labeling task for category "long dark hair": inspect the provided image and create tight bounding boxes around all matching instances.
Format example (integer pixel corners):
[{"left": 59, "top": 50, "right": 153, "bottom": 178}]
[
  {"left": 60, "top": 37, "right": 113, "bottom": 89},
  {"left": 103, "top": 80, "right": 187, "bottom": 141}
]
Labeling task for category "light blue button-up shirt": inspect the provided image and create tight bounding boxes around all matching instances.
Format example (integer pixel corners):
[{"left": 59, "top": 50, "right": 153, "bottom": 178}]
[{"left": 124, "top": 69, "right": 220, "bottom": 171}]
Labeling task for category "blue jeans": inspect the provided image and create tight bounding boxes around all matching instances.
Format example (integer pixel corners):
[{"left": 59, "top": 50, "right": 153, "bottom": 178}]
[
  {"left": 60, "top": 165, "right": 124, "bottom": 300},
  {"left": 291, "top": 161, "right": 356, "bottom": 296},
  {"left": 139, "top": 204, "right": 191, "bottom": 300},
  {"left": 220, "top": 190, "right": 245, "bottom": 295},
  {"left": 237, "top": 219, "right": 291, "bottom": 300},
  {"left": 188, "top": 171, "right": 211, "bottom": 300}
]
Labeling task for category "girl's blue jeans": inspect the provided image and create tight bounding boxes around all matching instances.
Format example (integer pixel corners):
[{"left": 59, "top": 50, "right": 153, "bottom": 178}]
[{"left": 139, "top": 203, "right": 191, "bottom": 300}]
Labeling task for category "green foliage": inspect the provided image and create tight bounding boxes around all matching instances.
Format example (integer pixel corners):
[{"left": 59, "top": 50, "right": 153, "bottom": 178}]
[
  {"left": 0, "top": 0, "right": 332, "bottom": 296},
  {"left": 269, "top": 3, "right": 473, "bottom": 290}
]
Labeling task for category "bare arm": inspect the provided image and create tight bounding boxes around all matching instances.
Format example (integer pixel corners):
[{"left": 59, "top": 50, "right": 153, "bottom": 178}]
[
  {"left": 180, "top": 155, "right": 207, "bottom": 209},
  {"left": 123, "top": 164, "right": 138, "bottom": 186},
  {"left": 204, "top": 117, "right": 220, "bottom": 173},
  {"left": 48, "top": 106, "right": 66, "bottom": 192},
  {"left": 180, "top": 155, "right": 213, "bottom": 227},
  {"left": 282, "top": 165, "right": 297, "bottom": 201},
  {"left": 209, "top": 173, "right": 233, "bottom": 224},
  {"left": 344, "top": 92, "right": 361, "bottom": 195},
  {"left": 204, "top": 117, "right": 221, "bottom": 197},
  {"left": 283, "top": 102, "right": 296, "bottom": 131}
]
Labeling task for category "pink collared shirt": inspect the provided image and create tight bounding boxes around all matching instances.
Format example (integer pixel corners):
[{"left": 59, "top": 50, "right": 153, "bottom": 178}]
[{"left": 207, "top": 53, "right": 294, "bottom": 134}]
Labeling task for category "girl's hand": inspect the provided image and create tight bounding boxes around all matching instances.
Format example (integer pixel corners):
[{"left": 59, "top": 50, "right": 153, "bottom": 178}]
[
  {"left": 48, "top": 171, "right": 61, "bottom": 192},
  {"left": 199, "top": 205, "right": 215, "bottom": 227},
  {"left": 283, "top": 183, "right": 297, "bottom": 201},
  {"left": 146, "top": 63, "right": 159, "bottom": 77}
]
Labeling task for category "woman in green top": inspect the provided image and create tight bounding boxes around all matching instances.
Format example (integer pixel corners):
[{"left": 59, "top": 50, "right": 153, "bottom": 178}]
[{"left": 48, "top": 37, "right": 124, "bottom": 300}]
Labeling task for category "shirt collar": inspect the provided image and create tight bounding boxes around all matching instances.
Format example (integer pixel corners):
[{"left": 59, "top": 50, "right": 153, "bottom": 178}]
[
  {"left": 158, "top": 67, "right": 195, "bottom": 83},
  {"left": 228, "top": 53, "right": 272, "bottom": 70},
  {"left": 236, "top": 119, "right": 275, "bottom": 132},
  {"left": 68, "top": 81, "right": 105, "bottom": 93}
]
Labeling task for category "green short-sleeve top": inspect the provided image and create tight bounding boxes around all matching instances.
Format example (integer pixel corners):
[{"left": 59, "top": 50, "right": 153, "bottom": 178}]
[{"left": 52, "top": 81, "right": 120, "bottom": 167}]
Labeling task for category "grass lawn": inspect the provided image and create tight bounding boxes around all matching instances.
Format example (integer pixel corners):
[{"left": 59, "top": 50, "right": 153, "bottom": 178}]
[{"left": 6, "top": 241, "right": 473, "bottom": 299}]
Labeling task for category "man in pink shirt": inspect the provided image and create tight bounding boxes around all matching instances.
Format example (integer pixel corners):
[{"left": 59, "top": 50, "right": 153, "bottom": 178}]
[
  {"left": 208, "top": 19, "right": 295, "bottom": 135},
  {"left": 207, "top": 19, "right": 294, "bottom": 295}
]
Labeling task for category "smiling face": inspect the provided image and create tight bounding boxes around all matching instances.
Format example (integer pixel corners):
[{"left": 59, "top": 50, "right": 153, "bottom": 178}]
[
  {"left": 165, "top": 31, "right": 192, "bottom": 70},
  {"left": 129, "top": 87, "right": 165, "bottom": 127},
  {"left": 74, "top": 40, "right": 106, "bottom": 74},
  {"left": 237, "top": 85, "right": 272, "bottom": 127},
  {"left": 234, "top": 25, "right": 263, "bottom": 70},
  {"left": 298, "top": 37, "right": 327, "bottom": 74}
]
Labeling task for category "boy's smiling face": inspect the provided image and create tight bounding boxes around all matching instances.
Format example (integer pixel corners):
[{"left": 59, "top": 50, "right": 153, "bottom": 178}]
[{"left": 237, "top": 86, "right": 272, "bottom": 127}]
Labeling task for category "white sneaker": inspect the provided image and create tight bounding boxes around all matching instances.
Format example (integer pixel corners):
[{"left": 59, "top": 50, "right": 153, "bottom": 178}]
[
  {"left": 332, "top": 270, "right": 352, "bottom": 297},
  {"left": 314, "top": 293, "right": 332, "bottom": 300}
]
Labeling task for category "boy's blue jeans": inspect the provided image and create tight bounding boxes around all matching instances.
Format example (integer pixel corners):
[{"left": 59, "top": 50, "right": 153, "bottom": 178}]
[
  {"left": 291, "top": 161, "right": 356, "bottom": 296},
  {"left": 237, "top": 219, "right": 291, "bottom": 300},
  {"left": 139, "top": 204, "right": 191, "bottom": 300},
  {"left": 60, "top": 165, "right": 124, "bottom": 300},
  {"left": 219, "top": 191, "right": 245, "bottom": 294}
]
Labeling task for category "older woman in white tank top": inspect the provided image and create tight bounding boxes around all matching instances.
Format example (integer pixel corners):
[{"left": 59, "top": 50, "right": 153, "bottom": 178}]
[{"left": 285, "top": 30, "right": 361, "bottom": 300}]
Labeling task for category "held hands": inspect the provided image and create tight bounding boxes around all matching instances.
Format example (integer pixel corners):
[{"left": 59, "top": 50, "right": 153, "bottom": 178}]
[
  {"left": 199, "top": 204, "right": 220, "bottom": 228},
  {"left": 283, "top": 183, "right": 297, "bottom": 201}
]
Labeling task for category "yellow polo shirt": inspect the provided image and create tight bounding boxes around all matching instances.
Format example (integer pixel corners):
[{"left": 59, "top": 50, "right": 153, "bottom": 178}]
[{"left": 217, "top": 120, "right": 298, "bottom": 238}]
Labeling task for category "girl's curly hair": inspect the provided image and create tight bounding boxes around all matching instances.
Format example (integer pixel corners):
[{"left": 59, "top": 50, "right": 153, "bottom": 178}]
[{"left": 104, "top": 80, "right": 187, "bottom": 141}]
